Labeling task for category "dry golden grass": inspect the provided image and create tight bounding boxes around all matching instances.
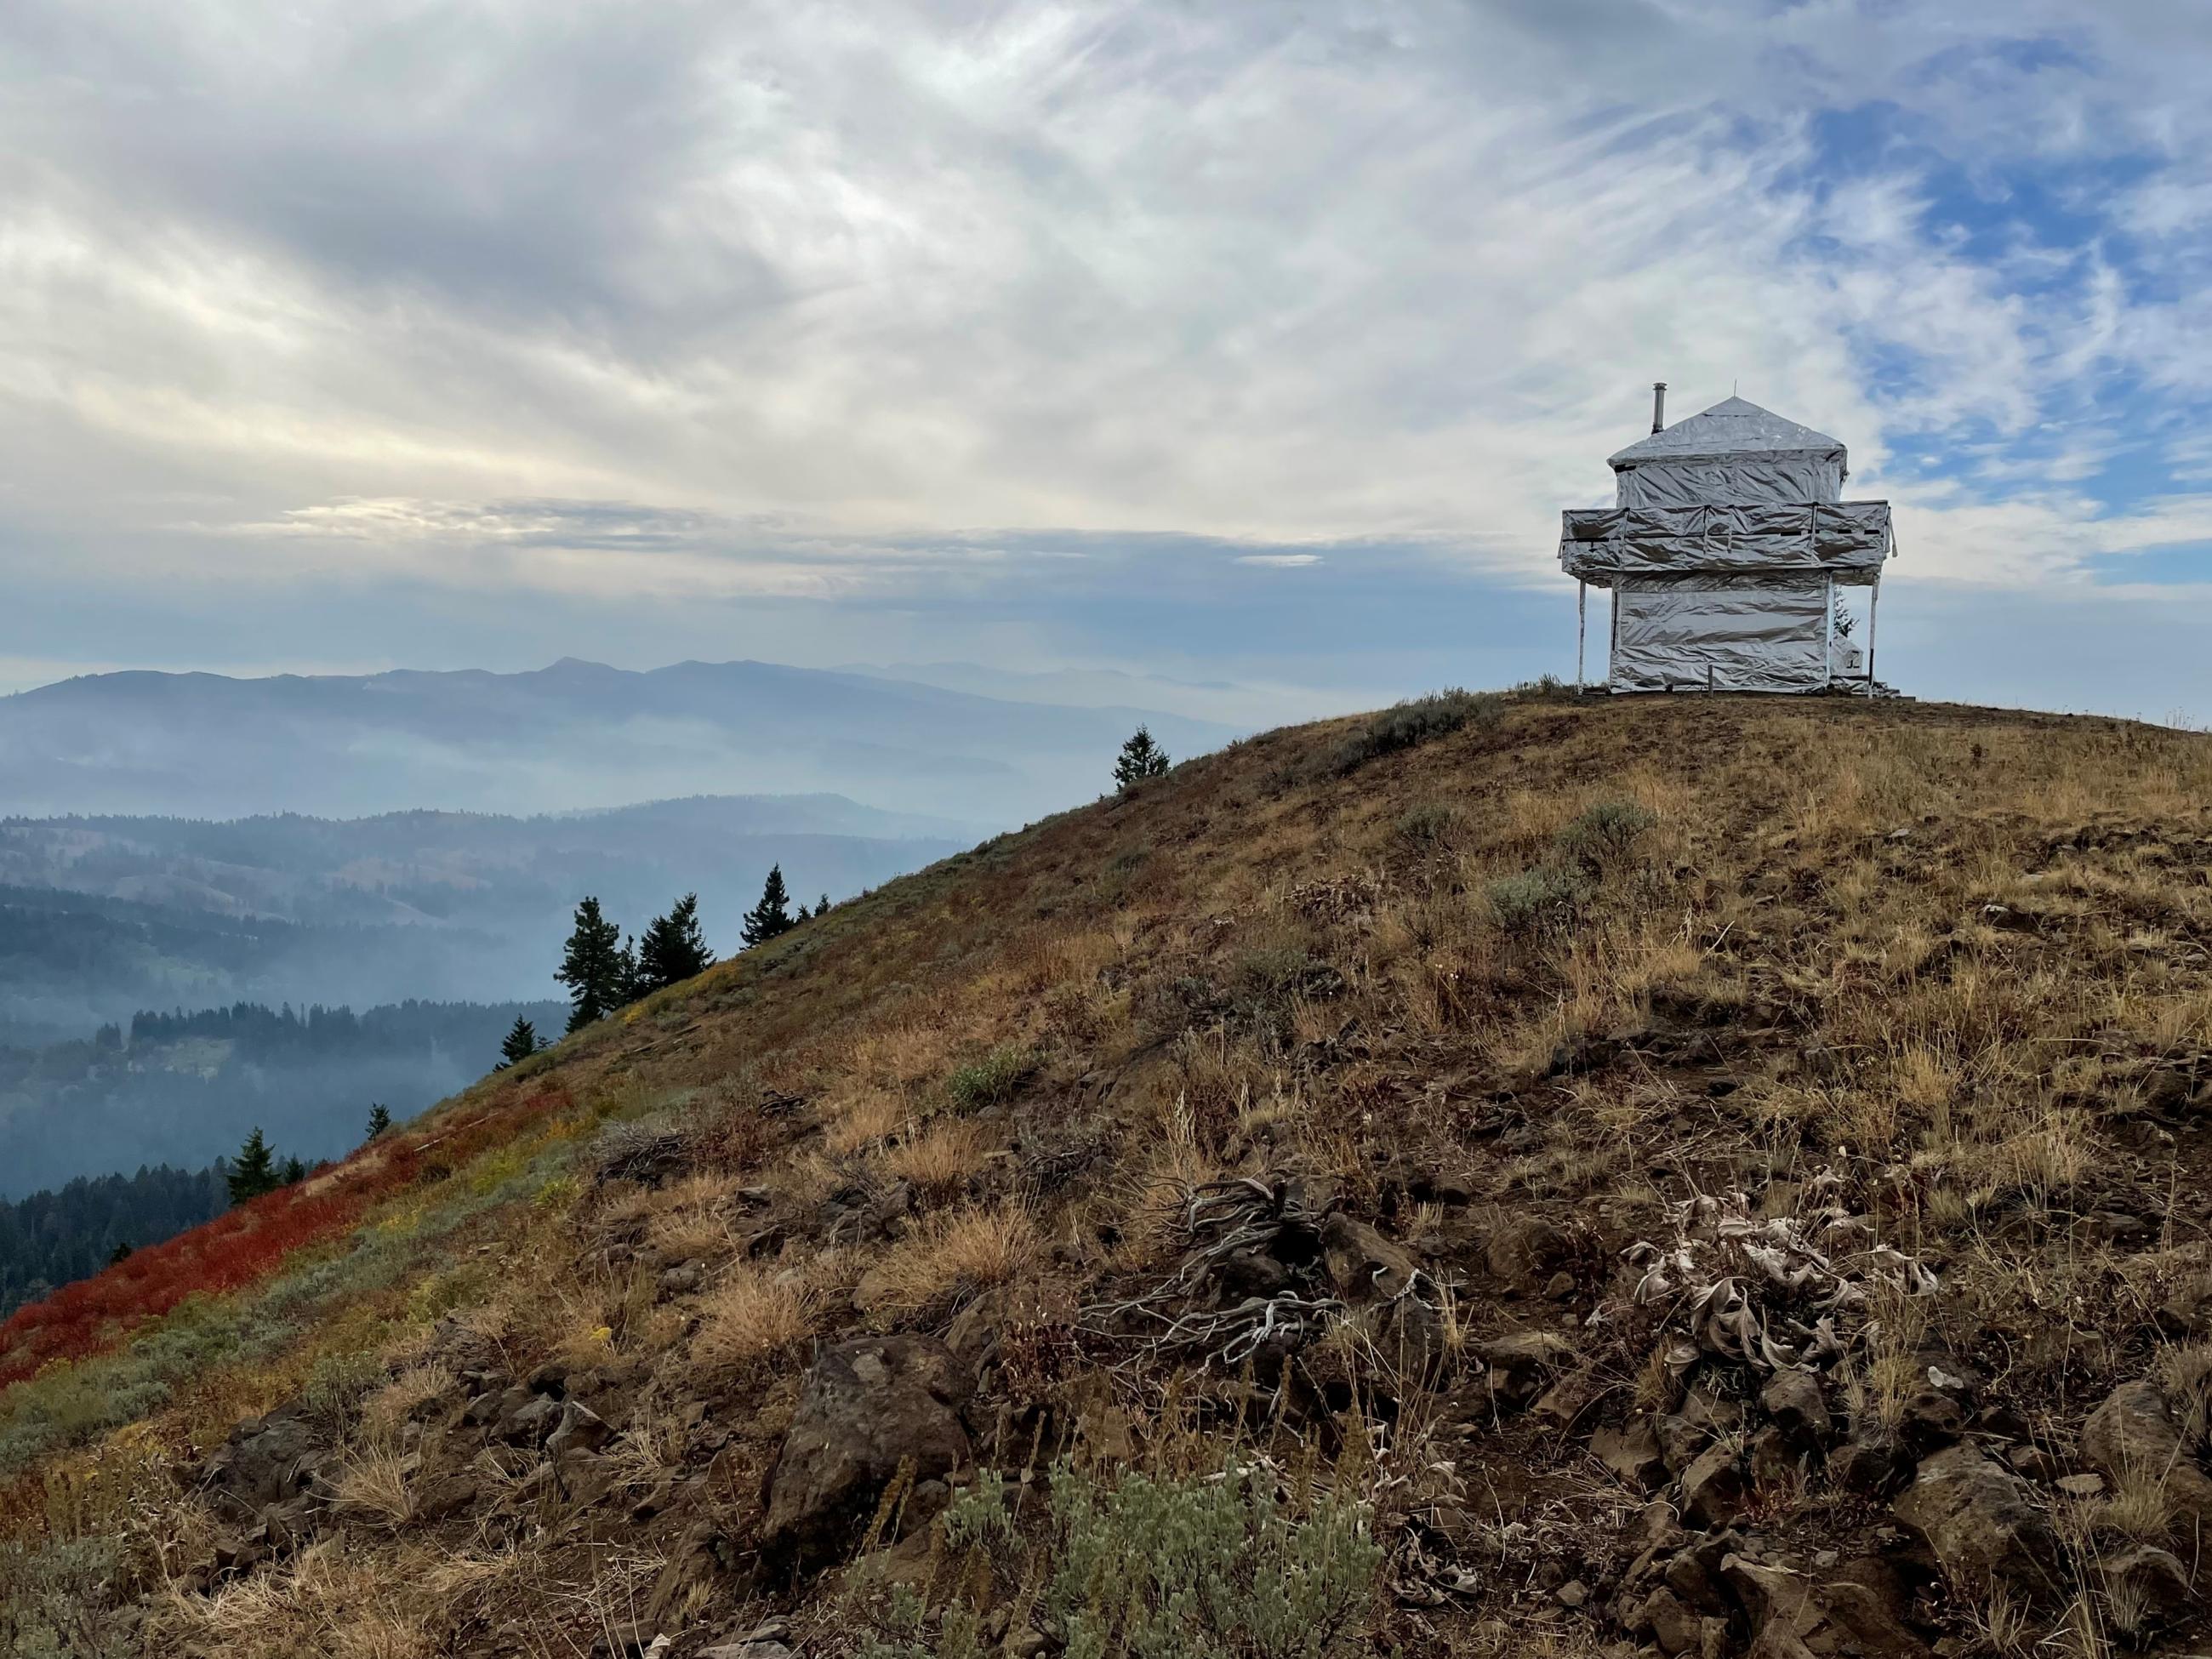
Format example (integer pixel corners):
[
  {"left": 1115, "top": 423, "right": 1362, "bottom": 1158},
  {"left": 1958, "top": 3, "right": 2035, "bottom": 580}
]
[
  {"left": 822, "top": 1084, "right": 909, "bottom": 1156},
  {"left": 862, "top": 1202, "right": 1039, "bottom": 1316},
  {"left": 642, "top": 1169, "right": 744, "bottom": 1262},
  {"left": 690, "top": 1264, "right": 818, "bottom": 1381},
  {"left": 30, "top": 695, "right": 2212, "bottom": 1659},
  {"left": 332, "top": 1445, "right": 415, "bottom": 1529},
  {"left": 880, "top": 1116, "right": 992, "bottom": 1206},
  {"left": 165, "top": 1537, "right": 440, "bottom": 1657},
  {"left": 358, "top": 1362, "right": 453, "bottom": 1451}
]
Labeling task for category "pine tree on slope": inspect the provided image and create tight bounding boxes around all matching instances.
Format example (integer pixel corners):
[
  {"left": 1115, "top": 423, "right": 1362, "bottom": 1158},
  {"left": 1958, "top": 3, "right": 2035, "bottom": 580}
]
[
  {"left": 227, "top": 1127, "right": 277, "bottom": 1205},
  {"left": 556, "top": 897, "right": 629, "bottom": 1032},
  {"left": 495, "top": 1018, "right": 542, "bottom": 1069},
  {"left": 366, "top": 1102, "right": 394, "bottom": 1137},
  {"left": 636, "top": 892, "right": 714, "bottom": 993},
  {"left": 1114, "top": 726, "right": 1171, "bottom": 790},
  {"left": 740, "top": 864, "right": 796, "bottom": 948}
]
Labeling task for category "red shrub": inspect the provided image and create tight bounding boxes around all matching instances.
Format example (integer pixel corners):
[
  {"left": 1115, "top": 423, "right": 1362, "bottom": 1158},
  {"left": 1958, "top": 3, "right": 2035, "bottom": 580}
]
[{"left": 0, "top": 1082, "right": 573, "bottom": 1391}]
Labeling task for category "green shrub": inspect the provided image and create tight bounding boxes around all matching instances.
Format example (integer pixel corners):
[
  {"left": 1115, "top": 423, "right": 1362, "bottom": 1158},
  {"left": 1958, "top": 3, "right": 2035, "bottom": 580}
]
[
  {"left": 304, "top": 1344, "right": 385, "bottom": 1413},
  {"left": 863, "top": 1453, "right": 1382, "bottom": 1659},
  {"left": 1232, "top": 947, "right": 1339, "bottom": 1011},
  {"left": 1508, "top": 673, "right": 1576, "bottom": 700},
  {"left": 946, "top": 1046, "right": 1034, "bottom": 1110},
  {"left": 1324, "top": 688, "right": 1500, "bottom": 777},
  {"left": 1107, "top": 844, "right": 1150, "bottom": 877},
  {"left": 1485, "top": 868, "right": 1582, "bottom": 938},
  {"left": 1554, "top": 800, "right": 1656, "bottom": 869},
  {"left": 1394, "top": 802, "right": 1459, "bottom": 846}
]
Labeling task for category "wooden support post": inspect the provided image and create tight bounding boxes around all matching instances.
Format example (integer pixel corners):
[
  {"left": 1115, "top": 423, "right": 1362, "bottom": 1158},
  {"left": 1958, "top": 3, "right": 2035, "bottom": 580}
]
[
  {"left": 1867, "top": 578, "right": 1880, "bottom": 685},
  {"left": 1609, "top": 585, "right": 1620, "bottom": 692},
  {"left": 1576, "top": 580, "right": 1587, "bottom": 692},
  {"left": 1823, "top": 573, "right": 1836, "bottom": 688}
]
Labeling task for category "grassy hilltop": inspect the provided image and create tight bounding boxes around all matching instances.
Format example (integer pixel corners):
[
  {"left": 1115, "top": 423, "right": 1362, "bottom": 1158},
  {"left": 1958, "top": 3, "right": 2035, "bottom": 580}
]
[{"left": 7, "top": 688, "right": 2212, "bottom": 1657}]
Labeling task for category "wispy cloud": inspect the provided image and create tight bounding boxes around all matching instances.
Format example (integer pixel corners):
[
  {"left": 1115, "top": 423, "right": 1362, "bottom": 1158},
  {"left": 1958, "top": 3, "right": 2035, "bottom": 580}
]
[{"left": 1, "top": 2, "right": 2209, "bottom": 699}]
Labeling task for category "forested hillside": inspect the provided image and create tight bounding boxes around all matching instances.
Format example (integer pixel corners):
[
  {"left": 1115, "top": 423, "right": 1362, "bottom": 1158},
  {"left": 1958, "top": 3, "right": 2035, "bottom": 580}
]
[
  {"left": 0, "top": 1166, "right": 230, "bottom": 1318},
  {"left": 0, "top": 997, "right": 566, "bottom": 1196},
  {"left": 0, "top": 795, "right": 965, "bottom": 1042}
]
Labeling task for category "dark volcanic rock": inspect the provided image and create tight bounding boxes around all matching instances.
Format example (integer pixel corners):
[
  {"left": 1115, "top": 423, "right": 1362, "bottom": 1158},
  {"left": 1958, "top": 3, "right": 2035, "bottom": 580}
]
[
  {"left": 761, "top": 1334, "right": 972, "bottom": 1571},
  {"left": 2080, "top": 1377, "right": 2212, "bottom": 1520},
  {"left": 199, "top": 1404, "right": 333, "bottom": 1520},
  {"left": 1892, "top": 1443, "right": 2061, "bottom": 1596}
]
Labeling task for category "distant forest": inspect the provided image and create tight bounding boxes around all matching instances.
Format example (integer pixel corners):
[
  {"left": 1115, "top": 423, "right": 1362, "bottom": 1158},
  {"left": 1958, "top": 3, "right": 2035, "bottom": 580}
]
[
  {"left": 0, "top": 1164, "right": 230, "bottom": 1319},
  {"left": 0, "top": 799, "right": 964, "bottom": 1044},
  {"left": 0, "top": 995, "right": 566, "bottom": 1198}
]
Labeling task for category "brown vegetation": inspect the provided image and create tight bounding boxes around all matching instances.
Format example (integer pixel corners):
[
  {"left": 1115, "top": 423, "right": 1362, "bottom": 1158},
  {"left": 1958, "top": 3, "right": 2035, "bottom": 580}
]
[{"left": 9, "top": 692, "right": 2212, "bottom": 1656}]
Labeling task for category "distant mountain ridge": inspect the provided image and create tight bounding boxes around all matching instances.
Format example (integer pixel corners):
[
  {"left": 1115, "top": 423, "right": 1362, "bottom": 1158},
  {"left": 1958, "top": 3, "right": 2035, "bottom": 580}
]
[
  {"left": 0, "top": 793, "right": 968, "bottom": 1043},
  {"left": 0, "top": 658, "right": 1234, "bottom": 822}
]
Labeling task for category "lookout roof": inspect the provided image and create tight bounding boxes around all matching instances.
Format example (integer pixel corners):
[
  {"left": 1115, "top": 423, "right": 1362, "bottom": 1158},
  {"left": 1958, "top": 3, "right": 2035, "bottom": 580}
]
[{"left": 1608, "top": 395, "right": 1845, "bottom": 467}]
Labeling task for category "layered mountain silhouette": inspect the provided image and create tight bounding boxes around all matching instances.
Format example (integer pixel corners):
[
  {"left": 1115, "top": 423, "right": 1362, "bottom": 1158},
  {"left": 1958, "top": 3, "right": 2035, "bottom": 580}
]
[{"left": 0, "top": 658, "right": 1234, "bottom": 822}]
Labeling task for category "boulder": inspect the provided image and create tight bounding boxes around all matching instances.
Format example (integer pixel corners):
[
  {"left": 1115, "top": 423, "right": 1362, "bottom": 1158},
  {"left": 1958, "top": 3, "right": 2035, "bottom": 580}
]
[
  {"left": 1593, "top": 1418, "right": 1668, "bottom": 1491},
  {"left": 1896, "top": 1388, "right": 1965, "bottom": 1455},
  {"left": 1319, "top": 1213, "right": 1420, "bottom": 1303},
  {"left": 545, "top": 1400, "right": 613, "bottom": 1462},
  {"left": 1656, "top": 1411, "right": 1713, "bottom": 1476},
  {"left": 1830, "top": 1437, "right": 1910, "bottom": 1498},
  {"left": 2079, "top": 1378, "right": 2212, "bottom": 1519},
  {"left": 494, "top": 1393, "right": 565, "bottom": 1448},
  {"left": 1679, "top": 1442, "right": 1748, "bottom": 1527},
  {"left": 2096, "top": 1544, "right": 2195, "bottom": 1636},
  {"left": 1476, "top": 1330, "right": 1573, "bottom": 1409},
  {"left": 1633, "top": 1584, "right": 1704, "bottom": 1656},
  {"left": 1720, "top": 1553, "right": 1931, "bottom": 1659},
  {"left": 1486, "top": 1215, "right": 1570, "bottom": 1293},
  {"left": 412, "top": 1470, "right": 479, "bottom": 1523},
  {"left": 1318, "top": 1221, "right": 1442, "bottom": 1380},
  {"left": 1760, "top": 1370, "right": 1831, "bottom": 1450},
  {"left": 761, "top": 1335, "right": 972, "bottom": 1571},
  {"left": 198, "top": 1405, "right": 333, "bottom": 1519},
  {"left": 1892, "top": 1443, "right": 2061, "bottom": 1596},
  {"left": 1748, "top": 1425, "right": 1804, "bottom": 1488},
  {"left": 1212, "top": 1248, "right": 1294, "bottom": 1301}
]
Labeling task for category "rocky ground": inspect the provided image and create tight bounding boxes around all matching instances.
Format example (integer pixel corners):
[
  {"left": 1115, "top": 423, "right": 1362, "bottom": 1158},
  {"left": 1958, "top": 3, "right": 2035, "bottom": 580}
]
[{"left": 7, "top": 689, "right": 2212, "bottom": 1658}]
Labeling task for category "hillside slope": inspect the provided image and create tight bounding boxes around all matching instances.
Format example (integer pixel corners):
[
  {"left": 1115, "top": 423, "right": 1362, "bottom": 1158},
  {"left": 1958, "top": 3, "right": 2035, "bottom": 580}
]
[{"left": 6, "top": 691, "right": 2212, "bottom": 1657}]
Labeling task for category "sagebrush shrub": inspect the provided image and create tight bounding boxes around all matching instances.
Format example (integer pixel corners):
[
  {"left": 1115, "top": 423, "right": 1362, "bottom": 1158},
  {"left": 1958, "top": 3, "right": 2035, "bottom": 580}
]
[
  {"left": 1394, "top": 801, "right": 1459, "bottom": 846},
  {"left": 1325, "top": 688, "right": 1500, "bottom": 777},
  {"left": 1486, "top": 869, "right": 1582, "bottom": 938},
  {"left": 946, "top": 1046, "right": 1033, "bottom": 1110},
  {"left": 1554, "top": 801, "right": 1656, "bottom": 870},
  {"left": 862, "top": 1453, "right": 1382, "bottom": 1659}
]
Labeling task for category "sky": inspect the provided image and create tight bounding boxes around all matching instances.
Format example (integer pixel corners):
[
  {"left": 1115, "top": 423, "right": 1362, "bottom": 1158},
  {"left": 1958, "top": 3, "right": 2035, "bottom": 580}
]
[{"left": 5, "top": 1, "right": 2212, "bottom": 724}]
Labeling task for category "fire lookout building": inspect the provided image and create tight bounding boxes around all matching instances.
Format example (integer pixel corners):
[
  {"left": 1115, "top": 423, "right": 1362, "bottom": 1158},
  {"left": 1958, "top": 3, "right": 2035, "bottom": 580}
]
[{"left": 1560, "top": 387, "right": 1895, "bottom": 693}]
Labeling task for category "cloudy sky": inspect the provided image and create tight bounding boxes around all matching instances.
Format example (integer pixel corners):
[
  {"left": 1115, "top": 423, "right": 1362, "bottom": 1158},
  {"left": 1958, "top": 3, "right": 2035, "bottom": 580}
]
[{"left": 5, "top": 2, "right": 2211, "bottom": 721}]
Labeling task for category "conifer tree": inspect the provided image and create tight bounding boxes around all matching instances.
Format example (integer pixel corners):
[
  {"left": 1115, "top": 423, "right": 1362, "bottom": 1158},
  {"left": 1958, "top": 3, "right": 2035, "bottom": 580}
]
[
  {"left": 795, "top": 903, "right": 812, "bottom": 922},
  {"left": 366, "top": 1102, "right": 394, "bottom": 1138},
  {"left": 636, "top": 892, "right": 714, "bottom": 992},
  {"left": 279, "top": 1155, "right": 307, "bottom": 1185},
  {"left": 818, "top": 893, "right": 831, "bottom": 915},
  {"left": 740, "top": 864, "right": 796, "bottom": 948},
  {"left": 494, "top": 1018, "right": 542, "bottom": 1070},
  {"left": 1114, "top": 726, "right": 1171, "bottom": 790},
  {"left": 556, "top": 897, "right": 629, "bottom": 1032},
  {"left": 227, "top": 1126, "right": 277, "bottom": 1205},
  {"left": 108, "top": 1240, "right": 133, "bottom": 1265}
]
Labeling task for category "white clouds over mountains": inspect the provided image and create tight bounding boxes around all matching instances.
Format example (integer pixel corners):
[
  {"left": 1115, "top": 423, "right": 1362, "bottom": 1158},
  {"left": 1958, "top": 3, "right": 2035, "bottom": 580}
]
[{"left": 3, "top": 1, "right": 2210, "bottom": 681}]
